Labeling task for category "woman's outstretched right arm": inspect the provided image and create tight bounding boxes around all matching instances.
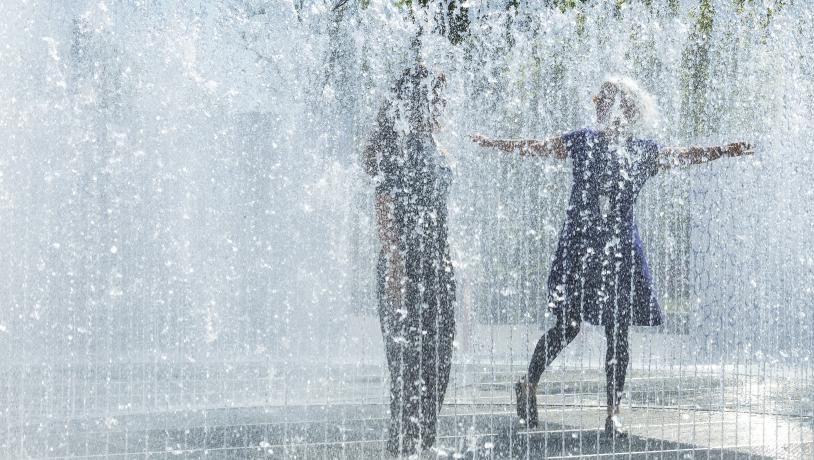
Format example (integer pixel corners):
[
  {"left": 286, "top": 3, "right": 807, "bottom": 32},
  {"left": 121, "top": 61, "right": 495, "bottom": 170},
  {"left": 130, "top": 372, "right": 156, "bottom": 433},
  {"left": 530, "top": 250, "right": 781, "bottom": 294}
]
[{"left": 470, "top": 133, "right": 568, "bottom": 159}]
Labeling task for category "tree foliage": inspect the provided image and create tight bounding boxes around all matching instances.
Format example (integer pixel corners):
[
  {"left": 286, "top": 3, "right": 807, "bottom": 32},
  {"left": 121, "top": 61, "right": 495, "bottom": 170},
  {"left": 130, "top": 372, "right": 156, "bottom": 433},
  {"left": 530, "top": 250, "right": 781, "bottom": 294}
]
[{"left": 679, "top": 0, "right": 714, "bottom": 138}]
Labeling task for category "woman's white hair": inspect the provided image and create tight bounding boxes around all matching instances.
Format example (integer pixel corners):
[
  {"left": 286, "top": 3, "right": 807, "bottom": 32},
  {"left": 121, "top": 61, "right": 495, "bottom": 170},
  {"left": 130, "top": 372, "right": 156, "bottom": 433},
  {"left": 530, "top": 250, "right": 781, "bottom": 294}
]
[{"left": 598, "top": 76, "right": 659, "bottom": 135}]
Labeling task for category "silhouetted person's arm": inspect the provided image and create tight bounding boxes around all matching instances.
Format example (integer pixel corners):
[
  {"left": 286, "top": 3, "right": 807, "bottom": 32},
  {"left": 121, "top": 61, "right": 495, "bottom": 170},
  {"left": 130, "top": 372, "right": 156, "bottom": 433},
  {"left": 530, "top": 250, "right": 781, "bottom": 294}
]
[
  {"left": 470, "top": 133, "right": 568, "bottom": 159},
  {"left": 658, "top": 142, "right": 753, "bottom": 170}
]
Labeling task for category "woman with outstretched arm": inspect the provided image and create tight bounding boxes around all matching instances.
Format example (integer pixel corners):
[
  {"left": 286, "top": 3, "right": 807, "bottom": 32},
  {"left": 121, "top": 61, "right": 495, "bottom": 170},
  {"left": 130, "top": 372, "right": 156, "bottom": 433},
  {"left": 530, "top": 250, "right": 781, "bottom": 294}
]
[{"left": 472, "top": 77, "right": 753, "bottom": 437}]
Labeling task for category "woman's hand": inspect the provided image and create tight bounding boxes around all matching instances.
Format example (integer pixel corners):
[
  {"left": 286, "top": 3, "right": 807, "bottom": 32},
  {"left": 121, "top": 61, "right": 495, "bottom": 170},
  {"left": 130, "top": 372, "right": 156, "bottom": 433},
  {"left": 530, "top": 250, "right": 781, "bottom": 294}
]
[
  {"left": 470, "top": 133, "right": 495, "bottom": 148},
  {"left": 725, "top": 142, "right": 754, "bottom": 157},
  {"left": 471, "top": 133, "right": 516, "bottom": 152}
]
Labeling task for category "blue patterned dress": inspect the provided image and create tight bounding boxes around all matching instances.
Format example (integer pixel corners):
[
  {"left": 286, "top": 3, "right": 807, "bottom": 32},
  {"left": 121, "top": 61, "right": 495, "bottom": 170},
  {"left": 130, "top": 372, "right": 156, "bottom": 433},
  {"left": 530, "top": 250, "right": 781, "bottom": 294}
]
[{"left": 547, "top": 128, "right": 663, "bottom": 327}]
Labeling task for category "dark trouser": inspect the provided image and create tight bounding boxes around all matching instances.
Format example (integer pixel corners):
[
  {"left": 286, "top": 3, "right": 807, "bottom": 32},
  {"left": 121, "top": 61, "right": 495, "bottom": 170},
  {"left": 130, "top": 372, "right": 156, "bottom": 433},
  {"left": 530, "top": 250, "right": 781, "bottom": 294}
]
[
  {"left": 527, "top": 305, "right": 630, "bottom": 408},
  {"left": 377, "top": 262, "right": 455, "bottom": 455}
]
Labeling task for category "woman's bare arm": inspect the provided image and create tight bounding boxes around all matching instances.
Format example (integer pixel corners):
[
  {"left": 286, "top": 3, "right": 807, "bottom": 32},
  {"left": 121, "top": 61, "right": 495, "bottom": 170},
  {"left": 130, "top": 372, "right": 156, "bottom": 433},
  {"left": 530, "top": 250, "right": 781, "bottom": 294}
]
[
  {"left": 376, "top": 194, "right": 404, "bottom": 304},
  {"left": 362, "top": 104, "right": 395, "bottom": 177},
  {"left": 658, "top": 142, "right": 753, "bottom": 170},
  {"left": 361, "top": 140, "right": 378, "bottom": 176},
  {"left": 470, "top": 133, "right": 567, "bottom": 159}
]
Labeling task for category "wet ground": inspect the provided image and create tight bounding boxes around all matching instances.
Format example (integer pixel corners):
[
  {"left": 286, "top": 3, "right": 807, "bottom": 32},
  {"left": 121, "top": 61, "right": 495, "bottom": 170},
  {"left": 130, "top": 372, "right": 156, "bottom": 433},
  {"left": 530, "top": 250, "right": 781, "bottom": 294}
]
[
  {"left": 3, "top": 326, "right": 813, "bottom": 459},
  {"left": 9, "top": 404, "right": 812, "bottom": 459},
  {"left": 6, "top": 368, "right": 812, "bottom": 459}
]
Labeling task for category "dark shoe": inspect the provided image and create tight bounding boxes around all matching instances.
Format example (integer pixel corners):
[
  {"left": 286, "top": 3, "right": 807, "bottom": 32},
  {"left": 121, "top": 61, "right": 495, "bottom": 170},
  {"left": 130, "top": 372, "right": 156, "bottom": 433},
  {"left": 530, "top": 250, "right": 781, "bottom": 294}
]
[
  {"left": 514, "top": 376, "right": 538, "bottom": 428},
  {"left": 603, "top": 415, "right": 628, "bottom": 439}
]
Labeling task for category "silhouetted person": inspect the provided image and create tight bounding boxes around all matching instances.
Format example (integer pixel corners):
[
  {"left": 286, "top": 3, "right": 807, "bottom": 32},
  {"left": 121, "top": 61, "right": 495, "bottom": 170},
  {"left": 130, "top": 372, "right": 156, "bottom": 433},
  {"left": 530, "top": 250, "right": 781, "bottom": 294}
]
[
  {"left": 362, "top": 64, "right": 455, "bottom": 456},
  {"left": 472, "top": 76, "right": 752, "bottom": 437}
]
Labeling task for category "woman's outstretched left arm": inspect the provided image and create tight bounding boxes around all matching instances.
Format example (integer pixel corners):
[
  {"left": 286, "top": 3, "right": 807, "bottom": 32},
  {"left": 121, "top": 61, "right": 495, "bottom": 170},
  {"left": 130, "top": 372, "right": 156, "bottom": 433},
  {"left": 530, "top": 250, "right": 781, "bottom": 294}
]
[{"left": 658, "top": 142, "right": 753, "bottom": 170}]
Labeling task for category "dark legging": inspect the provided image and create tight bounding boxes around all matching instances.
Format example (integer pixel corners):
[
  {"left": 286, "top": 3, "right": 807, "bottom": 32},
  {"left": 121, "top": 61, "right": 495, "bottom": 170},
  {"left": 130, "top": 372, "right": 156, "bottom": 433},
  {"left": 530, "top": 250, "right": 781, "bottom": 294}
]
[
  {"left": 377, "top": 255, "right": 455, "bottom": 455},
  {"left": 527, "top": 305, "right": 629, "bottom": 408}
]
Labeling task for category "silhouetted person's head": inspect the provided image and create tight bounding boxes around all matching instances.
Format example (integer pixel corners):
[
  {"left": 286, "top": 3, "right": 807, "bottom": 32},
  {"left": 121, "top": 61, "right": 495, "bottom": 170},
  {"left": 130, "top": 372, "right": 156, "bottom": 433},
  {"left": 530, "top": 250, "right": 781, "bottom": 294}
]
[
  {"left": 391, "top": 63, "right": 446, "bottom": 135},
  {"left": 593, "top": 77, "right": 658, "bottom": 136}
]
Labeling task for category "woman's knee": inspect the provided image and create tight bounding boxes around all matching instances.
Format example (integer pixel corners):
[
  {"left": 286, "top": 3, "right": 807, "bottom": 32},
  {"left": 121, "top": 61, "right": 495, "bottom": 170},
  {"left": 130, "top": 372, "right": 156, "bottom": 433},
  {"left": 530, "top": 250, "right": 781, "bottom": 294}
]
[
  {"left": 564, "top": 322, "right": 580, "bottom": 341},
  {"left": 559, "top": 311, "right": 582, "bottom": 340}
]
